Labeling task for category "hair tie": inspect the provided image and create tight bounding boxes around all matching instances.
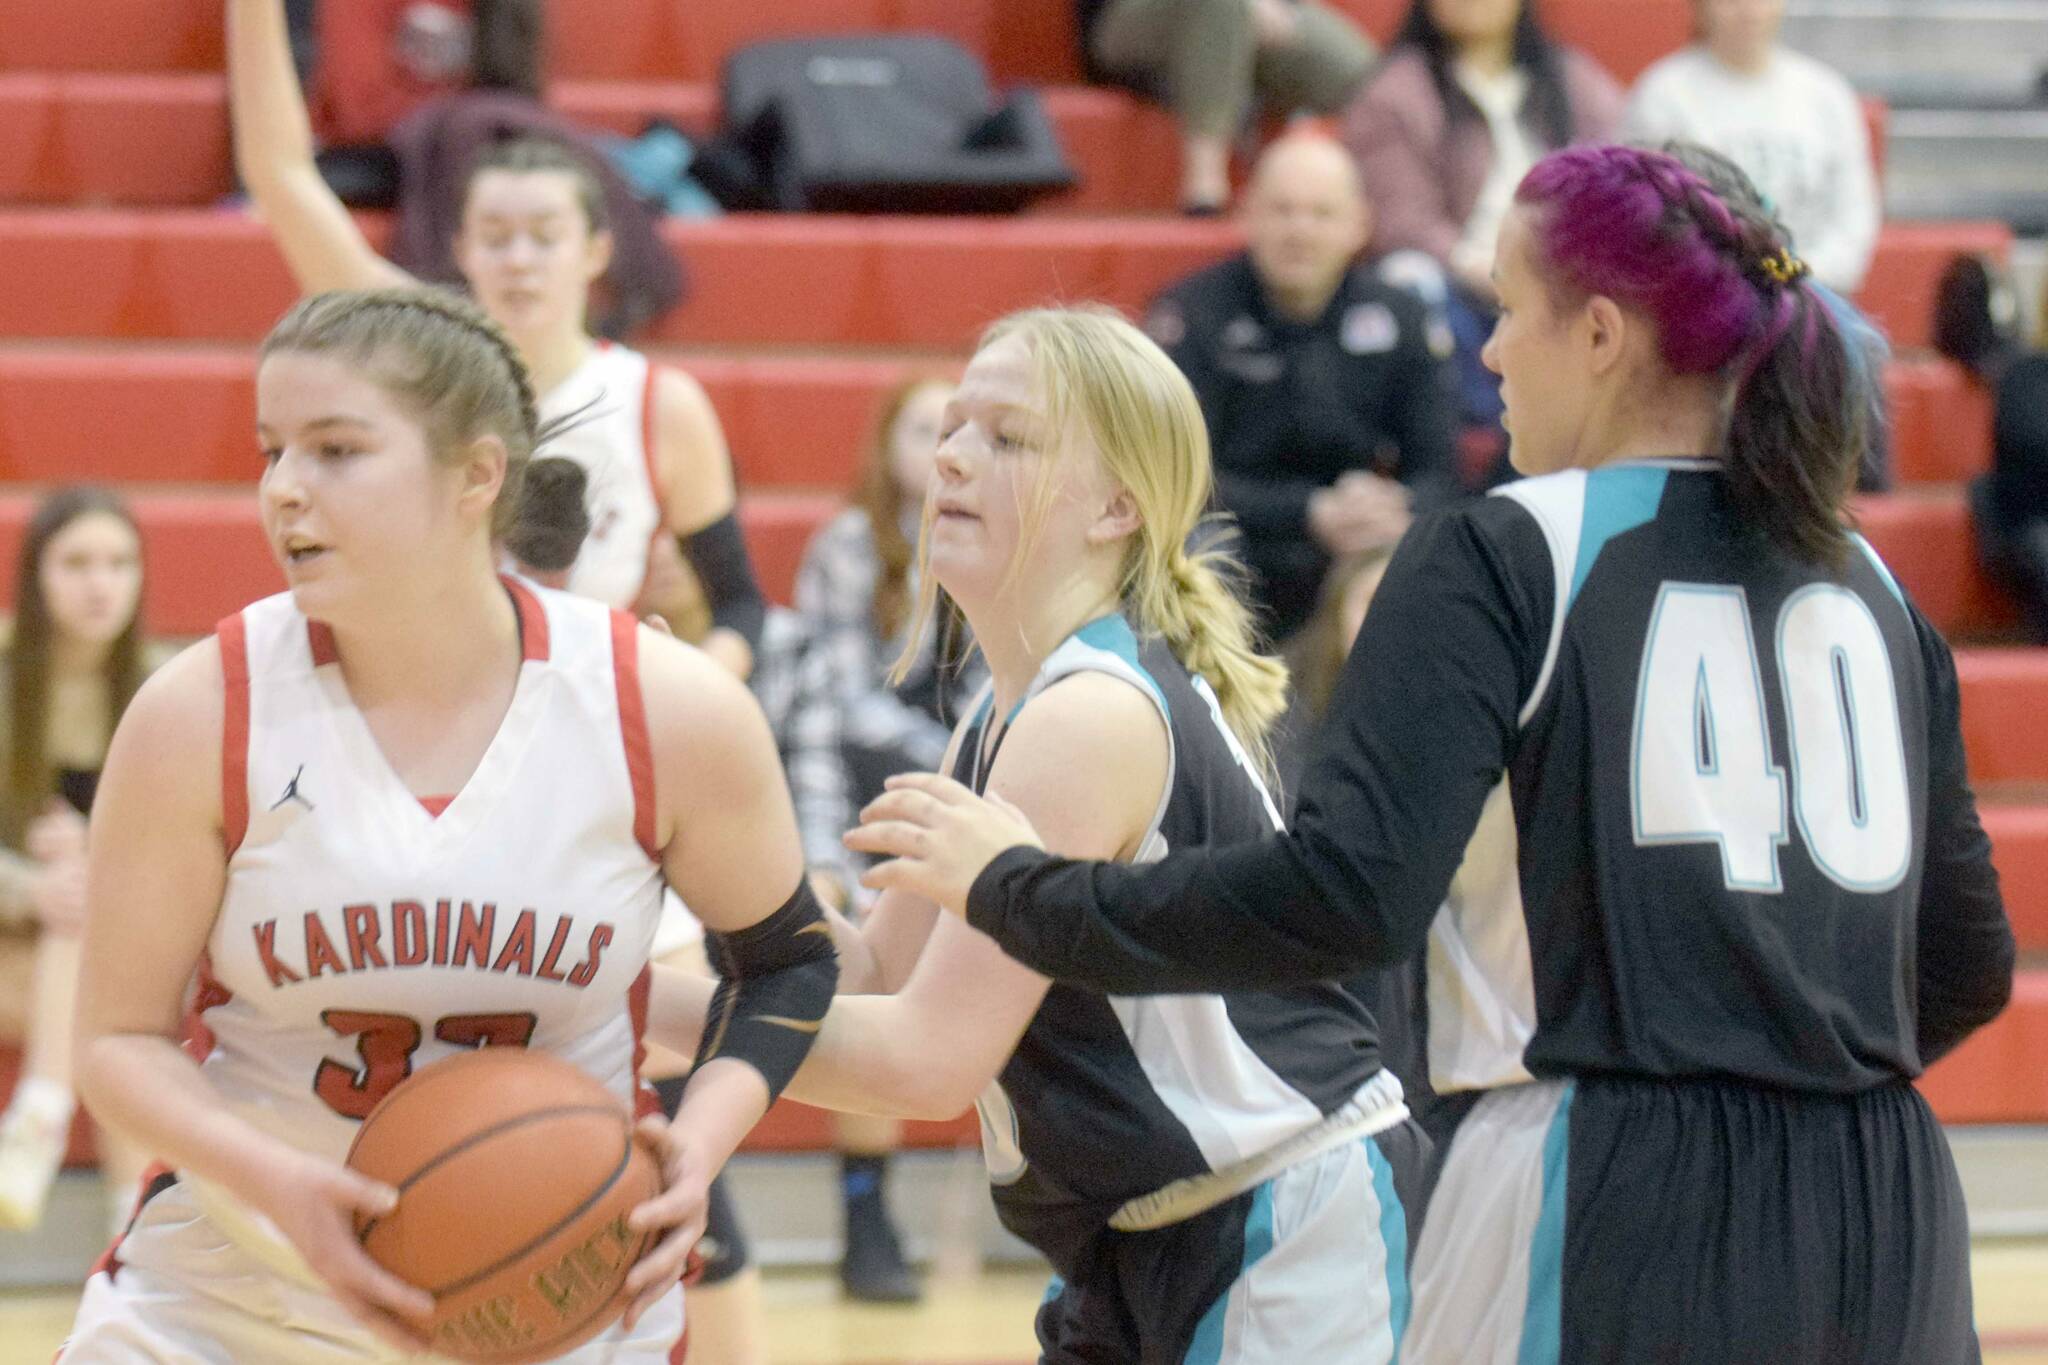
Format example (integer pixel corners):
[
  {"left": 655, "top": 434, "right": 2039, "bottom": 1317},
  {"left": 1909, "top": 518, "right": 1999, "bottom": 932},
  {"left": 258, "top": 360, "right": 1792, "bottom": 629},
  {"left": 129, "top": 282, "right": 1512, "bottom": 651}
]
[{"left": 1758, "top": 248, "right": 1810, "bottom": 287}]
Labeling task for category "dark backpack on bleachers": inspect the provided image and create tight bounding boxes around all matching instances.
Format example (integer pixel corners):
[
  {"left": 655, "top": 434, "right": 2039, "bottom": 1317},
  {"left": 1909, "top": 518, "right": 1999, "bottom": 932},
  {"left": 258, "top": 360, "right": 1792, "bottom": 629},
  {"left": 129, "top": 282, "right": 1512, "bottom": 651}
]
[{"left": 694, "top": 35, "right": 1076, "bottom": 215}]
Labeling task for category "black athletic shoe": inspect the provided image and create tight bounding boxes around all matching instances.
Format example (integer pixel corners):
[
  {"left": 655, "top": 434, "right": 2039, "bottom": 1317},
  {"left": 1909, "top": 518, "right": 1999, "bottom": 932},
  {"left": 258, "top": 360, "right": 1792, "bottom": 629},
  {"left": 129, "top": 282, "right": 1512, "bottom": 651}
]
[{"left": 840, "top": 1191, "right": 923, "bottom": 1304}]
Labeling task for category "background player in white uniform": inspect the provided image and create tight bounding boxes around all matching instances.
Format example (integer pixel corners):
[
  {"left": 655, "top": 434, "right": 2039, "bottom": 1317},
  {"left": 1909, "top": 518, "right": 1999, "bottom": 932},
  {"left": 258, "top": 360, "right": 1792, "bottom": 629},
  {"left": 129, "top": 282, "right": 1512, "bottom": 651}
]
[
  {"left": 61, "top": 289, "right": 837, "bottom": 1363},
  {"left": 227, "top": 0, "right": 766, "bottom": 676},
  {"left": 655, "top": 309, "right": 1423, "bottom": 1364}
]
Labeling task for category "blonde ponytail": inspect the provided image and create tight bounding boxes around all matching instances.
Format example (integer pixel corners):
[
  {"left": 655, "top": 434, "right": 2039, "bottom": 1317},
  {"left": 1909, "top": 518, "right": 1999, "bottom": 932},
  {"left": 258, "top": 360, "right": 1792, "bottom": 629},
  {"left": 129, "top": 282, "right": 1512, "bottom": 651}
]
[{"left": 1138, "top": 545, "right": 1291, "bottom": 779}]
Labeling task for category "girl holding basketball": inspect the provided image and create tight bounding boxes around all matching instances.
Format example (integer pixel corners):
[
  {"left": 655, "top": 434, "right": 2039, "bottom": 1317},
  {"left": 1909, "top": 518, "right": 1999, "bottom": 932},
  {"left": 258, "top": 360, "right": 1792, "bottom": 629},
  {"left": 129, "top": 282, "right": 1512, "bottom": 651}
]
[
  {"left": 63, "top": 288, "right": 836, "bottom": 1363},
  {"left": 227, "top": 0, "right": 765, "bottom": 675},
  {"left": 657, "top": 307, "right": 1425, "bottom": 1363}
]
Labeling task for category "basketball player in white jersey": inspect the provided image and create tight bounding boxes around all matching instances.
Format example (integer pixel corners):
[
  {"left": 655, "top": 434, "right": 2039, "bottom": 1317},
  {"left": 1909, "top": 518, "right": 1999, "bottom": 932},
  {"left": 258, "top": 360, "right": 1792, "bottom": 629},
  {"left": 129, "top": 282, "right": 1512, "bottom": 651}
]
[
  {"left": 230, "top": 8, "right": 785, "bottom": 1346},
  {"left": 62, "top": 288, "right": 838, "bottom": 1363},
  {"left": 227, "top": 0, "right": 766, "bottom": 677}
]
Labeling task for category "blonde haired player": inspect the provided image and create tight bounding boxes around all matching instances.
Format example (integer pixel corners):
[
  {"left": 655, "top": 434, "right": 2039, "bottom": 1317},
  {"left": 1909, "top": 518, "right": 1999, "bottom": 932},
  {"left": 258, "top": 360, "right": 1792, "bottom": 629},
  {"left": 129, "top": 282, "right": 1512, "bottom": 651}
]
[
  {"left": 656, "top": 307, "right": 1424, "bottom": 1363},
  {"left": 62, "top": 289, "right": 836, "bottom": 1362}
]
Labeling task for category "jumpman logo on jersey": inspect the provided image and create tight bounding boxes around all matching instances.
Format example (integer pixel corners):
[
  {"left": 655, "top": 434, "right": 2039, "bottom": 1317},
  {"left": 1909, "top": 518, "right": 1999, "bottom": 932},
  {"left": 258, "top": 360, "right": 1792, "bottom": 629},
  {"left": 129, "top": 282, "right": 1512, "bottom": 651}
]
[{"left": 271, "top": 765, "right": 315, "bottom": 813}]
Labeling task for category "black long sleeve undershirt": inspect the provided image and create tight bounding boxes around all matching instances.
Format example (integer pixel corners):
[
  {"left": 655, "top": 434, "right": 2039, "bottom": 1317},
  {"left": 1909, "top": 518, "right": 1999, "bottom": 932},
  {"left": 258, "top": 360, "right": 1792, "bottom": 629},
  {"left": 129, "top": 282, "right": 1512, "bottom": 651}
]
[{"left": 965, "top": 499, "right": 1548, "bottom": 995}]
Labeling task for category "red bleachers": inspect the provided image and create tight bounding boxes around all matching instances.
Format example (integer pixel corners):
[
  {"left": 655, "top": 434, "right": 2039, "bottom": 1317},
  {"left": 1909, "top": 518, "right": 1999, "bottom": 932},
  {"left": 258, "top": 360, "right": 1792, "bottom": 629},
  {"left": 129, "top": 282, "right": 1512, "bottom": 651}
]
[
  {"left": 1852, "top": 490, "right": 2017, "bottom": 641},
  {"left": 1887, "top": 357, "right": 1993, "bottom": 485},
  {"left": 0, "top": 210, "right": 2005, "bottom": 355},
  {"left": 0, "top": 0, "right": 1689, "bottom": 88},
  {"left": 1917, "top": 972, "right": 2048, "bottom": 1125},
  {"left": 1981, "top": 803, "right": 2048, "bottom": 952},
  {"left": 1957, "top": 651, "right": 2048, "bottom": 784},
  {"left": 0, "top": 74, "right": 1189, "bottom": 215},
  {"left": 0, "top": 211, "right": 1248, "bottom": 348},
  {"left": 0, "top": 488, "right": 837, "bottom": 636}
]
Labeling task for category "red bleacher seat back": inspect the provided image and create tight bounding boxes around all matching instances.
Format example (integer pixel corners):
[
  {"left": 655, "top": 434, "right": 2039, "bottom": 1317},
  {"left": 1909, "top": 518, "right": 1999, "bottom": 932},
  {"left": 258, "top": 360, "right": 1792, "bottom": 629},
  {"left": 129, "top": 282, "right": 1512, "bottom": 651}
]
[
  {"left": 1887, "top": 358, "right": 1993, "bottom": 485},
  {"left": 1916, "top": 973, "right": 2048, "bottom": 1124},
  {"left": 1981, "top": 804, "right": 2048, "bottom": 953},
  {"left": 0, "top": 0, "right": 219, "bottom": 74},
  {"left": 1856, "top": 222, "right": 2012, "bottom": 352}
]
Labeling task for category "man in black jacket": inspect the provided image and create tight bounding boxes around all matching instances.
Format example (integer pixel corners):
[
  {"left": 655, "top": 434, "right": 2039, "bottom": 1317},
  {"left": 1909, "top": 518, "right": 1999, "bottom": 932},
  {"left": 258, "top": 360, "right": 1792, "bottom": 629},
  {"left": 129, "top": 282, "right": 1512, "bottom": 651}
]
[{"left": 1146, "top": 134, "right": 1458, "bottom": 640}]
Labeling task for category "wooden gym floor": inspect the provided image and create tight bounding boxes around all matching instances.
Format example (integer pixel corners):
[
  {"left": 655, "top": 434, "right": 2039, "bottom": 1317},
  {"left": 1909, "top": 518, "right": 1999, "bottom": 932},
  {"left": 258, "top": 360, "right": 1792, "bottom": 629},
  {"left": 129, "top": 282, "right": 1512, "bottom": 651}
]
[{"left": 3, "top": 1245, "right": 2045, "bottom": 1364}]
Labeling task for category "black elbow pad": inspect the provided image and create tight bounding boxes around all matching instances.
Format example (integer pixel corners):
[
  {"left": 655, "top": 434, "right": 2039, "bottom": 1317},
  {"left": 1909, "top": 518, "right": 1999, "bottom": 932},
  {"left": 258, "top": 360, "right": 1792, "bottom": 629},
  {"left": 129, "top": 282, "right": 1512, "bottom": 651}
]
[
  {"left": 693, "top": 878, "right": 838, "bottom": 1103},
  {"left": 679, "top": 514, "right": 767, "bottom": 652}
]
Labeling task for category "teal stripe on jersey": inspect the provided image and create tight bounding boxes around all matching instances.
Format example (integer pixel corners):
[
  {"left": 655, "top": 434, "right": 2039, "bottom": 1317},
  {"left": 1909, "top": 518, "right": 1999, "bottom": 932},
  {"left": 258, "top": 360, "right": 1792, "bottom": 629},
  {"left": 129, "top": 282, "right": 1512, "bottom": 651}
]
[
  {"left": 1183, "top": 1181, "right": 1278, "bottom": 1365},
  {"left": 1571, "top": 467, "right": 1670, "bottom": 608},
  {"left": 1851, "top": 533, "right": 1908, "bottom": 611},
  {"left": 1368, "top": 1135, "right": 1411, "bottom": 1362},
  {"left": 1518, "top": 1080, "right": 1577, "bottom": 1365},
  {"left": 1073, "top": 614, "right": 1168, "bottom": 712}
]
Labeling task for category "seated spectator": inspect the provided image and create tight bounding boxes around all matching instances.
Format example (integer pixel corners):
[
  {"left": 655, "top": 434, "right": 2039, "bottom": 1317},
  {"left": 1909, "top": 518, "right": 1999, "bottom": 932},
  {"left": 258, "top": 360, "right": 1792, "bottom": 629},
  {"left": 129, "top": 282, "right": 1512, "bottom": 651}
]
[
  {"left": 1146, "top": 134, "right": 1458, "bottom": 641},
  {"left": 1625, "top": 0, "right": 1879, "bottom": 294},
  {"left": 298, "top": 0, "right": 542, "bottom": 206},
  {"left": 1078, "top": 0, "right": 1378, "bottom": 214},
  {"left": 1343, "top": 0, "right": 1622, "bottom": 448},
  {"left": 1936, "top": 254, "right": 2048, "bottom": 641},
  {"left": 0, "top": 490, "right": 164, "bottom": 1235}
]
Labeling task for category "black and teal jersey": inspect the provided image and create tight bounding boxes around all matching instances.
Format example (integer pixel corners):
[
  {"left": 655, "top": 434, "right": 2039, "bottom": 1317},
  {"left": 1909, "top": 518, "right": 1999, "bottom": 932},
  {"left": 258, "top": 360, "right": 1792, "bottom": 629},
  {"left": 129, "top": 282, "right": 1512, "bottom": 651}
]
[
  {"left": 954, "top": 615, "right": 1384, "bottom": 1273},
  {"left": 966, "top": 461, "right": 2014, "bottom": 1095}
]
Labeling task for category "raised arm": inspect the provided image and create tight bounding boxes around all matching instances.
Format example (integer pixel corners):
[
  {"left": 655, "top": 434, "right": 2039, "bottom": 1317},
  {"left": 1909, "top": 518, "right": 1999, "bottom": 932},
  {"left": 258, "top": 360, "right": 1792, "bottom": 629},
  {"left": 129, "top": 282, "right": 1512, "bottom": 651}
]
[
  {"left": 227, "top": 0, "right": 412, "bottom": 295},
  {"left": 652, "top": 370, "right": 764, "bottom": 678}
]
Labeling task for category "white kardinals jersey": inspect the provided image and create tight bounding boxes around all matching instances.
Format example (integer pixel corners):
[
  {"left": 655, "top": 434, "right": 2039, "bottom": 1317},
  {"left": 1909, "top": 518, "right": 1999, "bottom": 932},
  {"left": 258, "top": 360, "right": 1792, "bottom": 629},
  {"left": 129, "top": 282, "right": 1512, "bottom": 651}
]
[
  {"left": 191, "top": 580, "right": 666, "bottom": 1264},
  {"left": 538, "top": 342, "right": 668, "bottom": 609}
]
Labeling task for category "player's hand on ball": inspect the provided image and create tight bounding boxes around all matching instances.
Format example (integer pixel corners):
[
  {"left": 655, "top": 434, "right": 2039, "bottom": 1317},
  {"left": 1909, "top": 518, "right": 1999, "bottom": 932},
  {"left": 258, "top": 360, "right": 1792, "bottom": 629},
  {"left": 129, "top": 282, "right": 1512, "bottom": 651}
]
[
  {"left": 258, "top": 1150, "right": 435, "bottom": 1351},
  {"left": 844, "top": 773, "right": 1045, "bottom": 915},
  {"left": 622, "top": 1116, "right": 711, "bottom": 1330}
]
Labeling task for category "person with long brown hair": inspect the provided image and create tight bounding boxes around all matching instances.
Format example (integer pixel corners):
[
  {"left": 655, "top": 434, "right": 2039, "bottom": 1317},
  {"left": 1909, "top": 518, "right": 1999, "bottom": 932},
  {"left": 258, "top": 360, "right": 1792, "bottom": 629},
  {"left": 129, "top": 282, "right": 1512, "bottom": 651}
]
[{"left": 0, "top": 488, "right": 162, "bottom": 1234}]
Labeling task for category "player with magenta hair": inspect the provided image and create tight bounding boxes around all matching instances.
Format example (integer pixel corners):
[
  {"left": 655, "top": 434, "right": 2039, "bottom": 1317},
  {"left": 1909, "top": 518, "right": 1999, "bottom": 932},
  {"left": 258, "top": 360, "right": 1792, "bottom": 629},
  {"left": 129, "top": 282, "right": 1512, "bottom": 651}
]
[{"left": 849, "top": 143, "right": 2015, "bottom": 1362}]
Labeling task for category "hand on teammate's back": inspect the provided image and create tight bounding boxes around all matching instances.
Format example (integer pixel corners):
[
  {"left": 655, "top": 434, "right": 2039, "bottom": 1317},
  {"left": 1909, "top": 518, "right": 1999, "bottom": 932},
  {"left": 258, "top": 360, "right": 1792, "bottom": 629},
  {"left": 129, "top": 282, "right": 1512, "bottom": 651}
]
[{"left": 845, "top": 772, "right": 1045, "bottom": 915}]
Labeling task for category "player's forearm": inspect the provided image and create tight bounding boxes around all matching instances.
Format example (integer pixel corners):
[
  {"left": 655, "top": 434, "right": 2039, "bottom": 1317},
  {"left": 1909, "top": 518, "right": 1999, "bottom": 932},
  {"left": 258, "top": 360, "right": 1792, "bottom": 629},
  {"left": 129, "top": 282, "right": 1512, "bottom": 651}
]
[
  {"left": 77, "top": 1032, "right": 302, "bottom": 1206},
  {"left": 668, "top": 1057, "right": 770, "bottom": 1174},
  {"left": 227, "top": 0, "right": 319, "bottom": 190},
  {"left": 781, "top": 995, "right": 984, "bottom": 1121}
]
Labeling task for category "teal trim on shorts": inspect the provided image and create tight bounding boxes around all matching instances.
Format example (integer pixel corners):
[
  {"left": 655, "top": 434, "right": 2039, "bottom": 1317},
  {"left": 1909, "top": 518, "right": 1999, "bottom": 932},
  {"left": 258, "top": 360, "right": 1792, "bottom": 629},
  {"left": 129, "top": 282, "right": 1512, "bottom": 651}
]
[
  {"left": 1182, "top": 1181, "right": 1277, "bottom": 1365},
  {"left": 1368, "top": 1135, "right": 1410, "bottom": 1362},
  {"left": 1517, "top": 1080, "right": 1577, "bottom": 1365}
]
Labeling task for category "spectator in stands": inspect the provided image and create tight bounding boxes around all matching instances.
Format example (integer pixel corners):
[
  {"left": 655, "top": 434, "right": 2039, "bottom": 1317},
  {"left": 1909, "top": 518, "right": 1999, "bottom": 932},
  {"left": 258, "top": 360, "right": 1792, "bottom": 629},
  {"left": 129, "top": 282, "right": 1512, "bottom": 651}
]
[
  {"left": 1936, "top": 254, "right": 2048, "bottom": 642},
  {"left": 293, "top": 0, "right": 542, "bottom": 206},
  {"left": 1146, "top": 134, "right": 1458, "bottom": 641},
  {"left": 1625, "top": 0, "right": 1879, "bottom": 294},
  {"left": 788, "top": 378, "right": 985, "bottom": 1302},
  {"left": 1342, "top": 0, "right": 1622, "bottom": 443},
  {"left": 1078, "top": 0, "right": 1379, "bottom": 215},
  {"left": 0, "top": 489, "right": 162, "bottom": 1235}
]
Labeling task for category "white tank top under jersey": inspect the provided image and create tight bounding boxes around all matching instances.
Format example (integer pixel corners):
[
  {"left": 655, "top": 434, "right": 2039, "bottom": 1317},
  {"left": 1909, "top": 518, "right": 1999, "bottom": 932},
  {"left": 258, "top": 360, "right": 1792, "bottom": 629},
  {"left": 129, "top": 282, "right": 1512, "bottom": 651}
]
[
  {"left": 189, "top": 579, "right": 666, "bottom": 1277},
  {"left": 537, "top": 341, "right": 668, "bottom": 610}
]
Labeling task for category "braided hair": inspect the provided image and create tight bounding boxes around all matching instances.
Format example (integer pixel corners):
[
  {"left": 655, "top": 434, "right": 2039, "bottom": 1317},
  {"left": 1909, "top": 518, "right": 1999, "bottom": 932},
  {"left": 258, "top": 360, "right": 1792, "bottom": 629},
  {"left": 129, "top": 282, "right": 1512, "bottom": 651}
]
[
  {"left": 260, "top": 287, "right": 586, "bottom": 549},
  {"left": 1512, "top": 143, "right": 1887, "bottom": 567}
]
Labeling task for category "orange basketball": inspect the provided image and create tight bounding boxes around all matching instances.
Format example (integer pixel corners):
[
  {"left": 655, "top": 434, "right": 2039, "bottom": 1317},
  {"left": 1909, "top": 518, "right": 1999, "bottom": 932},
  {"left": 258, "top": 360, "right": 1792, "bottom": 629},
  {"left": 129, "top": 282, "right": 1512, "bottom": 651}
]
[{"left": 345, "top": 1048, "right": 662, "bottom": 1364}]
